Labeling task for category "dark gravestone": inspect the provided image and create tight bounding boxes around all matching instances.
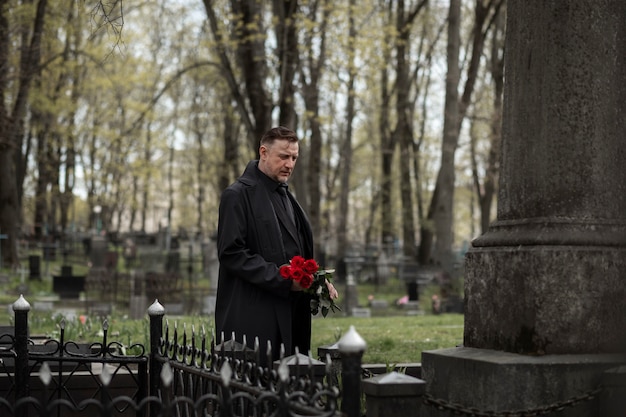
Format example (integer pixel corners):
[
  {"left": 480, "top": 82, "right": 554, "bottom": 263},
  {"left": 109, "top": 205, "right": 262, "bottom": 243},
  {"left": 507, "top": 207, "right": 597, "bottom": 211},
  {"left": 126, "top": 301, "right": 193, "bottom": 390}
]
[
  {"left": 166, "top": 251, "right": 180, "bottom": 273},
  {"left": 406, "top": 282, "right": 418, "bottom": 301},
  {"left": 90, "top": 236, "right": 107, "bottom": 268},
  {"left": 399, "top": 262, "right": 420, "bottom": 301},
  {"left": 53, "top": 266, "right": 86, "bottom": 299},
  {"left": 29, "top": 255, "right": 41, "bottom": 280},
  {"left": 105, "top": 251, "right": 118, "bottom": 270},
  {"left": 42, "top": 242, "right": 56, "bottom": 261}
]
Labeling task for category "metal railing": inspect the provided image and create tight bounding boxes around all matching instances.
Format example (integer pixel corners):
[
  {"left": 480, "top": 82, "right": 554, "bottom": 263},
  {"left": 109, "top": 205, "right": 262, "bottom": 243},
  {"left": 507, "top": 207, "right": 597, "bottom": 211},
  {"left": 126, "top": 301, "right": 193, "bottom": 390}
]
[{"left": 0, "top": 296, "right": 366, "bottom": 417}]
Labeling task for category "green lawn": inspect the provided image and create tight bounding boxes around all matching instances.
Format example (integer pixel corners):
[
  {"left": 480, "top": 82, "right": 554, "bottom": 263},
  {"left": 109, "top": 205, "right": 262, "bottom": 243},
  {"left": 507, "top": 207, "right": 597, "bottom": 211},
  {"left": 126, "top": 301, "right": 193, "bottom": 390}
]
[{"left": 311, "top": 313, "right": 463, "bottom": 364}]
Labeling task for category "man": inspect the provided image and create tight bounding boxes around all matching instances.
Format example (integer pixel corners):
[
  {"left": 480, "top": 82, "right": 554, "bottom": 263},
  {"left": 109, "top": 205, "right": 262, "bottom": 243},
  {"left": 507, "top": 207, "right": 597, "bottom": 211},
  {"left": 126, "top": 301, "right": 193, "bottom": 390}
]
[{"left": 215, "top": 126, "right": 337, "bottom": 365}]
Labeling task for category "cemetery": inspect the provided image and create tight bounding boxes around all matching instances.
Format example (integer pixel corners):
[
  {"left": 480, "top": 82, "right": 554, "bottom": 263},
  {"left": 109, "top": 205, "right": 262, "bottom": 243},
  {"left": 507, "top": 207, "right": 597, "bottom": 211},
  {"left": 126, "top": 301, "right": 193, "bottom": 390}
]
[{"left": 0, "top": 1, "right": 625, "bottom": 417}]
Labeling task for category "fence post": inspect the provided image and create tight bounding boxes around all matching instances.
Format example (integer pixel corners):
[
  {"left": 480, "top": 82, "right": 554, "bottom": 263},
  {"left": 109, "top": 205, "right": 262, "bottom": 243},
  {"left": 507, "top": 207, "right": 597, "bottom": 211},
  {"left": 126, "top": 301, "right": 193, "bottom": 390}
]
[
  {"left": 362, "top": 372, "right": 426, "bottom": 417},
  {"left": 148, "top": 300, "right": 165, "bottom": 401},
  {"left": 318, "top": 341, "right": 341, "bottom": 386},
  {"left": 339, "top": 325, "right": 367, "bottom": 417},
  {"left": 13, "top": 295, "right": 31, "bottom": 410}
]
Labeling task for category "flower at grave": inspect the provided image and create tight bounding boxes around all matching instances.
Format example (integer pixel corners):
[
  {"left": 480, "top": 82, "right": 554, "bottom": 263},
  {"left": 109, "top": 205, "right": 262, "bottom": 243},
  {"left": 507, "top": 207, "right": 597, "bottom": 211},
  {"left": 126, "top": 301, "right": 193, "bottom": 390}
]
[{"left": 280, "top": 256, "right": 341, "bottom": 317}]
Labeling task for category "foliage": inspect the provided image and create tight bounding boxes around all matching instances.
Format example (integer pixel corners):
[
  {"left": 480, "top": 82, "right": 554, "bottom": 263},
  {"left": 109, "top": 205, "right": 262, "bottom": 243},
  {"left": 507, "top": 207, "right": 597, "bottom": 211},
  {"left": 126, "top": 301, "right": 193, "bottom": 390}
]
[{"left": 0, "top": 0, "right": 505, "bottom": 272}]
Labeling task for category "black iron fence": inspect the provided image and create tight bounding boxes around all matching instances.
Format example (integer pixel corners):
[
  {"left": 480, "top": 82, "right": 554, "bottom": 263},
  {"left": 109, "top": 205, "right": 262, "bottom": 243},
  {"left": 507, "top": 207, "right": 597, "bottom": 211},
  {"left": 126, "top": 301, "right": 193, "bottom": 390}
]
[{"left": 0, "top": 295, "right": 363, "bottom": 417}]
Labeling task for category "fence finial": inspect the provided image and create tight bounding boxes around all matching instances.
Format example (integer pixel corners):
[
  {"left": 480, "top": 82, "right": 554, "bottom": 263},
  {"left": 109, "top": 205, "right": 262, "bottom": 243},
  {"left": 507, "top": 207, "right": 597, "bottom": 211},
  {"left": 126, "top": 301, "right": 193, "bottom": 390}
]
[
  {"left": 148, "top": 299, "right": 165, "bottom": 316},
  {"left": 12, "top": 294, "right": 31, "bottom": 311},
  {"left": 338, "top": 325, "right": 367, "bottom": 353}
]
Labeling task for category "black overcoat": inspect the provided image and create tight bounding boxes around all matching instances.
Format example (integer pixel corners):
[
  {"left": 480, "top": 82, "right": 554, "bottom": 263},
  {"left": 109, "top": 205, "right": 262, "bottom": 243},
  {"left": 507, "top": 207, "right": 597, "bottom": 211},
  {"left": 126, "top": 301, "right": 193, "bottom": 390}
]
[{"left": 215, "top": 161, "right": 314, "bottom": 360}]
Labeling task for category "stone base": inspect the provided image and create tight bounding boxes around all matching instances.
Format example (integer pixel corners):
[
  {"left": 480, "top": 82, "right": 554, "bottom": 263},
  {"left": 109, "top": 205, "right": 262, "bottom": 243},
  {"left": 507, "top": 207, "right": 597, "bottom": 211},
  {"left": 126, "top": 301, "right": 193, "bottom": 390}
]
[
  {"left": 421, "top": 347, "right": 626, "bottom": 417},
  {"left": 465, "top": 245, "right": 626, "bottom": 354}
]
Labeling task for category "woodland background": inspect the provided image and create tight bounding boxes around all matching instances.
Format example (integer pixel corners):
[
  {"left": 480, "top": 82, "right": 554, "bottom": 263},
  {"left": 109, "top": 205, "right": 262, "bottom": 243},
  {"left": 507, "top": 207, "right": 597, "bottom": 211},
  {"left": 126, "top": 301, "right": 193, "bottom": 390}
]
[{"left": 0, "top": 0, "right": 505, "bottom": 273}]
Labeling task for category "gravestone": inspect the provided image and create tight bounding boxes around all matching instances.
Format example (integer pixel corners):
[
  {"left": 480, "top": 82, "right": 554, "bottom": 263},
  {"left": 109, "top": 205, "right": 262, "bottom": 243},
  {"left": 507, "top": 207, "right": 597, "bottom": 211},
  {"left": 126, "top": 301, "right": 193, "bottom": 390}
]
[
  {"left": 422, "top": 2, "right": 626, "bottom": 416},
  {"left": 90, "top": 236, "right": 108, "bottom": 268},
  {"left": 350, "top": 307, "right": 371, "bottom": 318},
  {"left": 28, "top": 255, "right": 41, "bottom": 280},
  {"left": 53, "top": 265, "right": 86, "bottom": 299},
  {"left": 202, "top": 238, "right": 219, "bottom": 314}
]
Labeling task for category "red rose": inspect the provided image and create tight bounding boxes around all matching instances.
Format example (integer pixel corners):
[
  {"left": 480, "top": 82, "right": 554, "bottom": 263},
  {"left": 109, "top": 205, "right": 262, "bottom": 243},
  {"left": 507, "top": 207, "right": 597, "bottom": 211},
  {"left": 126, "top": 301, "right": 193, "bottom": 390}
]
[
  {"left": 303, "top": 259, "right": 319, "bottom": 274},
  {"left": 291, "top": 255, "right": 305, "bottom": 268},
  {"left": 279, "top": 265, "right": 292, "bottom": 279},
  {"left": 291, "top": 267, "right": 305, "bottom": 282},
  {"left": 300, "top": 273, "right": 314, "bottom": 289}
]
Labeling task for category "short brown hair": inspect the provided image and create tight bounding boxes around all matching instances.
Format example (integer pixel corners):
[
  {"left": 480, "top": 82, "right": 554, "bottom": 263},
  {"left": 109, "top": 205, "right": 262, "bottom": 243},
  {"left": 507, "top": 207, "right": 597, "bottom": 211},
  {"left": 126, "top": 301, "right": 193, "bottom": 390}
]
[{"left": 260, "top": 126, "right": 298, "bottom": 146}]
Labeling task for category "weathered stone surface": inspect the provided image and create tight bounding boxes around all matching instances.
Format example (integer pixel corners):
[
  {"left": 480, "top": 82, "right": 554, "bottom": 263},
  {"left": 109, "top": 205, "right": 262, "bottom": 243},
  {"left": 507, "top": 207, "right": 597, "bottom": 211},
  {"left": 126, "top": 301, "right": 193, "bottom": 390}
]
[{"left": 464, "top": 0, "right": 626, "bottom": 355}]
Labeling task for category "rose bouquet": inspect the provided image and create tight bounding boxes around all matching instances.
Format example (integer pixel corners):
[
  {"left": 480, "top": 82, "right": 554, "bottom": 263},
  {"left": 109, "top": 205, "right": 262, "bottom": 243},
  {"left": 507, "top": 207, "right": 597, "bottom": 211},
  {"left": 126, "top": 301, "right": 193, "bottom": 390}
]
[{"left": 280, "top": 255, "right": 341, "bottom": 317}]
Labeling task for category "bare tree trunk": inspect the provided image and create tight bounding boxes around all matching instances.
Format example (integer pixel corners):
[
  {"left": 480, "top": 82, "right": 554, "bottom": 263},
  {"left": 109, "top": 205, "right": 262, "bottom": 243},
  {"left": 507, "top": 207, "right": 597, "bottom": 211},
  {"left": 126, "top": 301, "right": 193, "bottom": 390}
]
[
  {"left": 336, "top": 0, "right": 356, "bottom": 269},
  {"left": 299, "top": 0, "right": 330, "bottom": 259},
  {"left": 421, "top": 0, "right": 461, "bottom": 266},
  {"left": 420, "top": 0, "right": 503, "bottom": 266},
  {"left": 204, "top": 0, "right": 272, "bottom": 154},
  {"left": 0, "top": 0, "right": 47, "bottom": 266},
  {"left": 274, "top": 0, "right": 299, "bottom": 129},
  {"left": 480, "top": 5, "right": 505, "bottom": 234},
  {"left": 379, "top": 0, "right": 395, "bottom": 252},
  {"left": 394, "top": 0, "right": 427, "bottom": 259},
  {"left": 141, "top": 125, "right": 152, "bottom": 233}
]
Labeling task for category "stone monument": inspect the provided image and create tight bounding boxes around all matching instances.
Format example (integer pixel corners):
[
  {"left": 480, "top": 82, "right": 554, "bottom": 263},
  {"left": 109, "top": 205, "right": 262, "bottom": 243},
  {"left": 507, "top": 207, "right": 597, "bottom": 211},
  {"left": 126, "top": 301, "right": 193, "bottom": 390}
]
[{"left": 422, "top": 1, "right": 626, "bottom": 416}]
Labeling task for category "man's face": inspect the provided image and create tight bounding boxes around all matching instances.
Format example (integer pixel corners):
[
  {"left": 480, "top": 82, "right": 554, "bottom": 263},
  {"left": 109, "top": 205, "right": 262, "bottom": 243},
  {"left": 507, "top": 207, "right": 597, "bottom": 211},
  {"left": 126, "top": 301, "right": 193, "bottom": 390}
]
[{"left": 258, "top": 139, "right": 299, "bottom": 183}]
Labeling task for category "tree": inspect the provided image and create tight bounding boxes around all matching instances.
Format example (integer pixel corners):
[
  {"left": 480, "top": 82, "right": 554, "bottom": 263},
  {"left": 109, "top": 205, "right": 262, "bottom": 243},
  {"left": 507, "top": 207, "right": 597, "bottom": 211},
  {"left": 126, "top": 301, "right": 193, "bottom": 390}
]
[
  {"left": 471, "top": 3, "right": 504, "bottom": 234},
  {"left": 0, "top": 0, "right": 48, "bottom": 267},
  {"left": 419, "top": 0, "right": 504, "bottom": 267},
  {"left": 299, "top": 0, "right": 331, "bottom": 257}
]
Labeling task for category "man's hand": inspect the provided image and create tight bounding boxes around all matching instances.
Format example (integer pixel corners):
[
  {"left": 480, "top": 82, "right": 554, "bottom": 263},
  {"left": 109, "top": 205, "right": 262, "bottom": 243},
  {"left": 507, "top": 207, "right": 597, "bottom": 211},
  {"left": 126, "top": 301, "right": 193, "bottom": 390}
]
[
  {"left": 291, "top": 279, "right": 304, "bottom": 291},
  {"left": 326, "top": 280, "right": 339, "bottom": 300}
]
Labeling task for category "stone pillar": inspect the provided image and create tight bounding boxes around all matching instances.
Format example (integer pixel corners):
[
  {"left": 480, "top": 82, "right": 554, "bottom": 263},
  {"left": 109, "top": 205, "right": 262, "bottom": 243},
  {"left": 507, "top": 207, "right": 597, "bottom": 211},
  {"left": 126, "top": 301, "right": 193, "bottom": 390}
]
[
  {"left": 422, "top": 2, "right": 626, "bottom": 416},
  {"left": 465, "top": 0, "right": 626, "bottom": 356}
]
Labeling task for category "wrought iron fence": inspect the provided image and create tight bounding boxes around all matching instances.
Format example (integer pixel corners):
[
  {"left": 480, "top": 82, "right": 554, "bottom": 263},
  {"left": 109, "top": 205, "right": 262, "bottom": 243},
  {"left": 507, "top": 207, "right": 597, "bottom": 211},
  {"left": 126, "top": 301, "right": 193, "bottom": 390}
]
[{"left": 0, "top": 295, "right": 363, "bottom": 417}]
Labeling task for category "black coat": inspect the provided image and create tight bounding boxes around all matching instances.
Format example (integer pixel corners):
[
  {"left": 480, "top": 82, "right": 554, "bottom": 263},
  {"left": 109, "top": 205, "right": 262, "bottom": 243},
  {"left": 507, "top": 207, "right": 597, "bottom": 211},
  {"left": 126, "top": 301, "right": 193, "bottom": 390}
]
[{"left": 215, "top": 161, "right": 314, "bottom": 361}]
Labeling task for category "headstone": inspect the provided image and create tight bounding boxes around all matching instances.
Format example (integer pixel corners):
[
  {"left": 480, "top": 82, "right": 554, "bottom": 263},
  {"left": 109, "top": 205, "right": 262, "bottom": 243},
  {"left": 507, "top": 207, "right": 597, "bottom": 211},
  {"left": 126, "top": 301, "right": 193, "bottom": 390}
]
[
  {"left": 369, "top": 299, "right": 388, "bottom": 310},
  {"left": 166, "top": 302, "right": 184, "bottom": 315},
  {"left": 423, "top": 2, "right": 626, "bottom": 415},
  {"left": 90, "top": 236, "right": 108, "bottom": 268},
  {"left": 203, "top": 238, "right": 219, "bottom": 313},
  {"left": 61, "top": 265, "right": 72, "bottom": 277},
  {"left": 33, "top": 301, "right": 54, "bottom": 311},
  {"left": 105, "top": 251, "right": 118, "bottom": 270},
  {"left": 351, "top": 307, "right": 371, "bottom": 318},
  {"left": 29, "top": 255, "right": 41, "bottom": 280},
  {"left": 165, "top": 251, "right": 180, "bottom": 273},
  {"left": 376, "top": 251, "right": 390, "bottom": 285},
  {"left": 202, "top": 296, "right": 216, "bottom": 315},
  {"left": 89, "top": 303, "right": 112, "bottom": 317},
  {"left": 42, "top": 241, "right": 56, "bottom": 261},
  {"left": 53, "top": 275, "right": 86, "bottom": 299},
  {"left": 406, "top": 281, "right": 418, "bottom": 301},
  {"left": 129, "top": 295, "right": 147, "bottom": 320},
  {"left": 344, "top": 279, "right": 359, "bottom": 316}
]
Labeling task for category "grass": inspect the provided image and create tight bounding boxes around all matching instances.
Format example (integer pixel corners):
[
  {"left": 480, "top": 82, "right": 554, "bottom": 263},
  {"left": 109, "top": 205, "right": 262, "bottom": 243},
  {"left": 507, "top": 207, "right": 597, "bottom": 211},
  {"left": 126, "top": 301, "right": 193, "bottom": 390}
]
[
  {"left": 4, "top": 306, "right": 463, "bottom": 365},
  {"left": 0, "top": 254, "right": 465, "bottom": 365},
  {"left": 311, "top": 313, "right": 463, "bottom": 363}
]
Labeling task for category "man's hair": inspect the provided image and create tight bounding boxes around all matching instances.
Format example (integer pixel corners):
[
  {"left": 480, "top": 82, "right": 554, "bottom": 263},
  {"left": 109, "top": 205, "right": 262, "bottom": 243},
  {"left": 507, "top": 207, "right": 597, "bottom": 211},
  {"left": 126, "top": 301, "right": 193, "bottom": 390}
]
[{"left": 260, "top": 126, "right": 299, "bottom": 146}]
